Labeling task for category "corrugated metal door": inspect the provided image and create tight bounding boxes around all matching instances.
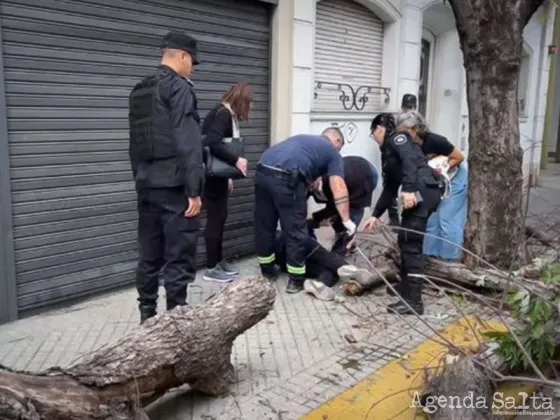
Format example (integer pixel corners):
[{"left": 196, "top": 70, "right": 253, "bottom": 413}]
[
  {"left": 313, "top": 0, "right": 384, "bottom": 113},
  {"left": 0, "top": 0, "right": 270, "bottom": 313}
]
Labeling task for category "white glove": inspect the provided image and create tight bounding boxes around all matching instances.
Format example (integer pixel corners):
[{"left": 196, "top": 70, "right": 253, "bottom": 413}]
[{"left": 343, "top": 220, "right": 357, "bottom": 237}]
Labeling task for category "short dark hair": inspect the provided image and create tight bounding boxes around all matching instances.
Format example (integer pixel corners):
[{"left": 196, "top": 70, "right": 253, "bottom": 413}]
[
  {"left": 370, "top": 112, "right": 396, "bottom": 133},
  {"left": 322, "top": 127, "right": 345, "bottom": 145}
]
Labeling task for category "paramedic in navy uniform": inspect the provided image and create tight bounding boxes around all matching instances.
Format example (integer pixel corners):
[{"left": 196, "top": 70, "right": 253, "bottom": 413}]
[{"left": 254, "top": 128, "right": 356, "bottom": 294}]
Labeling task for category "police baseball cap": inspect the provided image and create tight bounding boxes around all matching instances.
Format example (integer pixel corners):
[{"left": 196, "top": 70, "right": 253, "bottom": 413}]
[
  {"left": 401, "top": 93, "right": 417, "bottom": 108},
  {"left": 161, "top": 31, "right": 200, "bottom": 65}
]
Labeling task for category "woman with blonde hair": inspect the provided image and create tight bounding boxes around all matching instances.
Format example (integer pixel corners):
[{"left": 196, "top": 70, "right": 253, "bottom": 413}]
[{"left": 202, "top": 83, "right": 253, "bottom": 282}]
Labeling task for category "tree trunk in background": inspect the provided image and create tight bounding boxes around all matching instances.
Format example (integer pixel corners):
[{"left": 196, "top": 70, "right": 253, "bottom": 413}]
[{"left": 447, "top": 0, "right": 545, "bottom": 269}]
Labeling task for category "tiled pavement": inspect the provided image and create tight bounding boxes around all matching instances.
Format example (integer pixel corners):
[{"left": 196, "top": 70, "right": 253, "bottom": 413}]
[
  {"left": 0, "top": 255, "right": 495, "bottom": 420},
  {"left": 0, "top": 164, "right": 558, "bottom": 420}
]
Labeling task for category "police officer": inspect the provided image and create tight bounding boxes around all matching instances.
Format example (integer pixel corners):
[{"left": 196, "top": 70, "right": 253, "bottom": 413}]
[
  {"left": 363, "top": 112, "right": 442, "bottom": 315},
  {"left": 254, "top": 128, "right": 356, "bottom": 294},
  {"left": 372, "top": 119, "right": 401, "bottom": 228},
  {"left": 128, "top": 31, "right": 204, "bottom": 324},
  {"left": 401, "top": 93, "right": 417, "bottom": 113}
]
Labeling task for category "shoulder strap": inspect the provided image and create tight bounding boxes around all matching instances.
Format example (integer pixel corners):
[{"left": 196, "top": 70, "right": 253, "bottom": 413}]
[{"left": 222, "top": 102, "right": 240, "bottom": 138}]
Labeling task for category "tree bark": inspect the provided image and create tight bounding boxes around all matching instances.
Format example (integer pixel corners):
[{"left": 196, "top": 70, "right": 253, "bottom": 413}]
[
  {"left": 0, "top": 276, "right": 276, "bottom": 420},
  {"left": 447, "top": 0, "right": 545, "bottom": 269},
  {"left": 342, "top": 250, "right": 558, "bottom": 301}
]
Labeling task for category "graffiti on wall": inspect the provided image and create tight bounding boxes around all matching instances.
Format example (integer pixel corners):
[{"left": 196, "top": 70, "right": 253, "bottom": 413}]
[{"left": 326, "top": 121, "right": 358, "bottom": 144}]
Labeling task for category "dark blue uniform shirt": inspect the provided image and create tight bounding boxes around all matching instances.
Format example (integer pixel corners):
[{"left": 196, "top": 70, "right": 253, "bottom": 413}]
[{"left": 259, "top": 134, "right": 344, "bottom": 183}]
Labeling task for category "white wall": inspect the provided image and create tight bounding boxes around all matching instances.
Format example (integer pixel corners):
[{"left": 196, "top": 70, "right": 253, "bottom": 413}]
[{"left": 271, "top": 0, "right": 556, "bottom": 186}]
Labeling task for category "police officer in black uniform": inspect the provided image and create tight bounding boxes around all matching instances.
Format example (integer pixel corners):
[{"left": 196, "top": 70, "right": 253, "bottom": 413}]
[
  {"left": 363, "top": 112, "right": 442, "bottom": 315},
  {"left": 254, "top": 128, "right": 356, "bottom": 294},
  {"left": 128, "top": 31, "right": 204, "bottom": 324}
]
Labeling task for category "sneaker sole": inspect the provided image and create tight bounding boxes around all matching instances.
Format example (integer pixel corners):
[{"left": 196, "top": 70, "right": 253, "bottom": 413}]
[
  {"left": 203, "top": 276, "right": 234, "bottom": 283},
  {"left": 304, "top": 281, "right": 335, "bottom": 301},
  {"left": 337, "top": 266, "right": 372, "bottom": 285}
]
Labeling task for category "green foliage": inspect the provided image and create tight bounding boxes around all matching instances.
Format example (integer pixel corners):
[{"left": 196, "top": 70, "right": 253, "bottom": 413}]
[{"left": 484, "top": 263, "right": 560, "bottom": 371}]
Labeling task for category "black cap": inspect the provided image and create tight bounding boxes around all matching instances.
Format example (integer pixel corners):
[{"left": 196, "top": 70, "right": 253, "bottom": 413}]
[
  {"left": 401, "top": 93, "right": 417, "bottom": 109},
  {"left": 161, "top": 31, "right": 200, "bottom": 65}
]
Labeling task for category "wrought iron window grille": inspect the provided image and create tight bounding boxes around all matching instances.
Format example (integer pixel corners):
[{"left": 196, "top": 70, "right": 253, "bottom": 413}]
[{"left": 313, "top": 81, "right": 391, "bottom": 111}]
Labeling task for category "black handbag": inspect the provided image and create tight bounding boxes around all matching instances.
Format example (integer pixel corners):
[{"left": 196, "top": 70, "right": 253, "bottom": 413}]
[{"left": 204, "top": 105, "right": 245, "bottom": 180}]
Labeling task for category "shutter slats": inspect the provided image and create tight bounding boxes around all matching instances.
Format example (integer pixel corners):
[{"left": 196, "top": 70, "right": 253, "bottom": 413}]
[
  {"left": 1, "top": 0, "right": 270, "bottom": 313},
  {"left": 313, "top": 0, "right": 384, "bottom": 113}
]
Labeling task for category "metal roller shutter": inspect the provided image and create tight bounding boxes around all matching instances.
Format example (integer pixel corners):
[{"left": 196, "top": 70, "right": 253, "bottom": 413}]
[
  {"left": 313, "top": 0, "right": 384, "bottom": 113},
  {"left": 0, "top": 0, "right": 270, "bottom": 313}
]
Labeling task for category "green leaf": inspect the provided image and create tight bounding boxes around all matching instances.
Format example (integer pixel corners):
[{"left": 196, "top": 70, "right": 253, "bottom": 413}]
[{"left": 553, "top": 388, "right": 560, "bottom": 398}]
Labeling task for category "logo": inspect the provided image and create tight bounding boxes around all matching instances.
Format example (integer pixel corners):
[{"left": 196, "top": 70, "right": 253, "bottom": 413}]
[
  {"left": 394, "top": 135, "right": 407, "bottom": 145},
  {"left": 410, "top": 391, "right": 556, "bottom": 417}
]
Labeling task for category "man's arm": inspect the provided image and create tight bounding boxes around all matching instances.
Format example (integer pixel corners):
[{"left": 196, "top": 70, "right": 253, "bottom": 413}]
[
  {"left": 387, "top": 134, "right": 418, "bottom": 193},
  {"left": 329, "top": 175, "right": 350, "bottom": 222},
  {"left": 167, "top": 79, "right": 204, "bottom": 198},
  {"left": 324, "top": 150, "right": 351, "bottom": 223}
]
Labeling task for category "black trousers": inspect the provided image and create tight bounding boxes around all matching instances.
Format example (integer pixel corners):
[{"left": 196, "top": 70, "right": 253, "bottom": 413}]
[
  {"left": 398, "top": 181, "right": 442, "bottom": 303},
  {"left": 275, "top": 232, "right": 346, "bottom": 287},
  {"left": 204, "top": 177, "right": 229, "bottom": 269},
  {"left": 254, "top": 168, "right": 308, "bottom": 282},
  {"left": 136, "top": 188, "right": 199, "bottom": 311}
]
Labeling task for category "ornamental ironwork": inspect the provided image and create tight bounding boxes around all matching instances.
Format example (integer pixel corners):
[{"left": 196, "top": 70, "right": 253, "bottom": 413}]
[{"left": 313, "top": 81, "right": 391, "bottom": 111}]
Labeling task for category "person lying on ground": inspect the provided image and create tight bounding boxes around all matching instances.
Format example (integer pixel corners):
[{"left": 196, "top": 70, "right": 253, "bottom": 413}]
[{"left": 273, "top": 230, "right": 374, "bottom": 301}]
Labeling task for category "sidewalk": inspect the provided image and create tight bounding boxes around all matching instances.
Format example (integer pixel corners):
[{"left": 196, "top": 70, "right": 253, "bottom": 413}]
[{"left": 0, "top": 165, "right": 559, "bottom": 420}]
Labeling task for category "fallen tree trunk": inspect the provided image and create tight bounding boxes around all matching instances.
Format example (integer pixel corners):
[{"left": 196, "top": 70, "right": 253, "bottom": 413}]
[
  {"left": 0, "top": 276, "right": 275, "bottom": 420},
  {"left": 342, "top": 247, "right": 558, "bottom": 301}
]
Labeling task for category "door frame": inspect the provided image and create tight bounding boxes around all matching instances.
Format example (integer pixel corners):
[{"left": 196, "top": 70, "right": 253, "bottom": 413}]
[{"left": 421, "top": 28, "right": 437, "bottom": 126}]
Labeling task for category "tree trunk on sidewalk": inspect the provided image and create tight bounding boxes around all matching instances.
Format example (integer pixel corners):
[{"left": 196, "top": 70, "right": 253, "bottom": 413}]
[
  {"left": 0, "top": 276, "right": 275, "bottom": 420},
  {"left": 446, "top": 0, "right": 545, "bottom": 269}
]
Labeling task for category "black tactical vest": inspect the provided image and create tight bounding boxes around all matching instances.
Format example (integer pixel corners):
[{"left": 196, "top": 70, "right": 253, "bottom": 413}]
[{"left": 128, "top": 74, "right": 176, "bottom": 163}]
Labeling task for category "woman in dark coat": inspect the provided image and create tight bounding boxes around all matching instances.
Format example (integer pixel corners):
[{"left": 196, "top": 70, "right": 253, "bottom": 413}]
[{"left": 202, "top": 83, "right": 253, "bottom": 282}]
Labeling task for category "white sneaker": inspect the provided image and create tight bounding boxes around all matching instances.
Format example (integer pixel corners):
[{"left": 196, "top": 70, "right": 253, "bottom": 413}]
[
  {"left": 303, "top": 279, "right": 336, "bottom": 301},
  {"left": 337, "top": 265, "right": 374, "bottom": 285}
]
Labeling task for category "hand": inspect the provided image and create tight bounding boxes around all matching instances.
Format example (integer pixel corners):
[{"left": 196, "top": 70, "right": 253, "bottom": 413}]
[
  {"left": 401, "top": 192, "right": 417, "bottom": 209},
  {"left": 184, "top": 196, "right": 202, "bottom": 218},
  {"left": 228, "top": 179, "right": 233, "bottom": 195},
  {"left": 235, "top": 157, "right": 248, "bottom": 177},
  {"left": 363, "top": 217, "right": 382, "bottom": 232},
  {"left": 342, "top": 219, "right": 357, "bottom": 237},
  {"left": 346, "top": 237, "right": 356, "bottom": 251},
  {"left": 309, "top": 179, "right": 320, "bottom": 192}
]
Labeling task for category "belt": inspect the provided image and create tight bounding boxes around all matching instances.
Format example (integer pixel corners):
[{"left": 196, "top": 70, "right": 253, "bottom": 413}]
[{"left": 257, "top": 164, "right": 291, "bottom": 180}]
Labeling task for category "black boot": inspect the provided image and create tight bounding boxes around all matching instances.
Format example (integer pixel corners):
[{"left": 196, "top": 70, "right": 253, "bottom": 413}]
[
  {"left": 387, "top": 277, "right": 424, "bottom": 315},
  {"left": 286, "top": 277, "right": 304, "bottom": 294},
  {"left": 261, "top": 264, "right": 280, "bottom": 281},
  {"left": 139, "top": 305, "right": 157, "bottom": 325},
  {"left": 386, "top": 282, "right": 401, "bottom": 297}
]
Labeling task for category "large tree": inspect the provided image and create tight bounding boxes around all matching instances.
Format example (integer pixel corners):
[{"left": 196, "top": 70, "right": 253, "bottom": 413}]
[{"left": 446, "top": 0, "right": 546, "bottom": 268}]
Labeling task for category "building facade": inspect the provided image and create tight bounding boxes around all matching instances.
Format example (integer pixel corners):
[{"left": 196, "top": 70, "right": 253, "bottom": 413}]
[{"left": 0, "top": 0, "right": 556, "bottom": 322}]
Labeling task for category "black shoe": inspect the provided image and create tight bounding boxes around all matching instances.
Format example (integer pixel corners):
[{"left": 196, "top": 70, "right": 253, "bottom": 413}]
[
  {"left": 139, "top": 306, "right": 157, "bottom": 325},
  {"left": 286, "top": 279, "right": 304, "bottom": 294},
  {"left": 387, "top": 300, "right": 424, "bottom": 315},
  {"left": 261, "top": 265, "right": 280, "bottom": 281}
]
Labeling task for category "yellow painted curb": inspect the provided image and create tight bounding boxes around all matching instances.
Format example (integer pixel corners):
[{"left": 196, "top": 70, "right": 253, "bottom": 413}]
[{"left": 302, "top": 315, "right": 508, "bottom": 420}]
